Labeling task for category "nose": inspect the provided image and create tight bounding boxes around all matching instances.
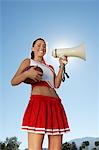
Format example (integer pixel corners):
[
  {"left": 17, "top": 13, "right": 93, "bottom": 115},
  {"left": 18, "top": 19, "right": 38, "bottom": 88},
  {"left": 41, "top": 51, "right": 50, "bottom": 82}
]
[
  {"left": 40, "top": 46, "right": 43, "bottom": 51},
  {"left": 40, "top": 45, "right": 46, "bottom": 50}
]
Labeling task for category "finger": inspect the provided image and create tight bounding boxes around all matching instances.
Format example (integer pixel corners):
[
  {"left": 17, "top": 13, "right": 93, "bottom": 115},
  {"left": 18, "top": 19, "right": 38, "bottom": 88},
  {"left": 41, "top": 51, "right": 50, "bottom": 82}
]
[
  {"left": 59, "top": 57, "right": 62, "bottom": 61},
  {"left": 63, "top": 56, "right": 68, "bottom": 62},
  {"left": 35, "top": 77, "right": 41, "bottom": 82},
  {"left": 33, "top": 76, "right": 41, "bottom": 82},
  {"left": 60, "top": 56, "right": 68, "bottom": 61},
  {"left": 31, "top": 68, "right": 43, "bottom": 75},
  {"left": 37, "top": 71, "right": 43, "bottom": 76},
  {"left": 36, "top": 75, "right": 42, "bottom": 80},
  {"left": 31, "top": 66, "right": 38, "bottom": 70},
  {"left": 65, "top": 56, "right": 68, "bottom": 61},
  {"left": 33, "top": 79, "right": 38, "bottom": 82}
]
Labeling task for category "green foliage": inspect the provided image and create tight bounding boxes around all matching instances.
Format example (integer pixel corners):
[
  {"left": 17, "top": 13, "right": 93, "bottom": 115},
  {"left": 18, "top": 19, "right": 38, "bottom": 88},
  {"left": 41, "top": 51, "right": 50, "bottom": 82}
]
[
  {"left": 95, "top": 141, "right": 99, "bottom": 146},
  {"left": 62, "top": 139, "right": 99, "bottom": 150},
  {"left": 71, "top": 142, "right": 78, "bottom": 150},
  {"left": 81, "top": 142, "right": 86, "bottom": 149},
  {"left": 62, "top": 141, "right": 78, "bottom": 150},
  {"left": 79, "top": 146, "right": 82, "bottom": 150},
  {"left": 0, "top": 136, "right": 21, "bottom": 150},
  {"left": 83, "top": 141, "right": 90, "bottom": 147},
  {"left": 80, "top": 141, "right": 90, "bottom": 149}
]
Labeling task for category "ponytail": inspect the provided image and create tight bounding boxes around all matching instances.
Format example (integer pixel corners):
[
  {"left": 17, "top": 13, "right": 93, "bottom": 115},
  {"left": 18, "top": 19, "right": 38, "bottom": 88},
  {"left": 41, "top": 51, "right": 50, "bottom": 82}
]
[{"left": 31, "top": 51, "right": 34, "bottom": 59}]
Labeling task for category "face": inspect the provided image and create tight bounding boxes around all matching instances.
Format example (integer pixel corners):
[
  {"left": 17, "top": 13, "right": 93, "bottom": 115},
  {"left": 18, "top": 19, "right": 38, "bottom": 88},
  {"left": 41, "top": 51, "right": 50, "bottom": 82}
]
[{"left": 32, "top": 40, "right": 46, "bottom": 58}]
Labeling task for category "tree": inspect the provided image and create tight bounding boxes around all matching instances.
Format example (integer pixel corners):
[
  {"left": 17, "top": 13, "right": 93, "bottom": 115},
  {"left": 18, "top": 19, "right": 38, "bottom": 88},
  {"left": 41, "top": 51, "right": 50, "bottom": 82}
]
[
  {"left": 0, "top": 142, "right": 6, "bottom": 149},
  {"left": 80, "top": 141, "right": 90, "bottom": 150},
  {"left": 80, "top": 142, "right": 86, "bottom": 150},
  {"left": 95, "top": 141, "right": 99, "bottom": 150},
  {"left": 83, "top": 141, "right": 90, "bottom": 150},
  {"left": 62, "top": 142, "right": 72, "bottom": 150},
  {"left": 71, "top": 142, "right": 78, "bottom": 150},
  {"left": 0, "top": 136, "right": 21, "bottom": 150},
  {"left": 79, "top": 146, "right": 82, "bottom": 150}
]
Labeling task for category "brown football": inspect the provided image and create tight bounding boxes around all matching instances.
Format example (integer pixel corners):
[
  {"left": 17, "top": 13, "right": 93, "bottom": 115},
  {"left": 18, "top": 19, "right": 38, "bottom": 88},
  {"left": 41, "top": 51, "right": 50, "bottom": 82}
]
[{"left": 22, "top": 66, "right": 43, "bottom": 84}]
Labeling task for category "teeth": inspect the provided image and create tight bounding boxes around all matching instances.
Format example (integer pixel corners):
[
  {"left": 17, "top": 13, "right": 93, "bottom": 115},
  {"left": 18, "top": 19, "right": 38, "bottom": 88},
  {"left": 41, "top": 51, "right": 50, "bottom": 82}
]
[{"left": 40, "top": 50, "right": 44, "bottom": 53}]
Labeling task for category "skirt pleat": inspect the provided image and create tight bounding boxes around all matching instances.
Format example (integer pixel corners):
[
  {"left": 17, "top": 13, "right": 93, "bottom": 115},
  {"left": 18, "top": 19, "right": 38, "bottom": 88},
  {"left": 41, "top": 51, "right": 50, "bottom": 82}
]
[
  {"left": 46, "top": 101, "right": 52, "bottom": 129},
  {"left": 52, "top": 102, "right": 59, "bottom": 129},
  {"left": 22, "top": 95, "right": 70, "bottom": 135},
  {"left": 55, "top": 103, "right": 64, "bottom": 129}
]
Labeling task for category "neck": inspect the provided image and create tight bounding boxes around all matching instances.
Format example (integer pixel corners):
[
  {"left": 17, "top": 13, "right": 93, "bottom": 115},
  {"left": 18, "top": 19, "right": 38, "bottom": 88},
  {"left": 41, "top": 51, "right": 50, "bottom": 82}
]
[{"left": 34, "top": 56, "right": 44, "bottom": 63}]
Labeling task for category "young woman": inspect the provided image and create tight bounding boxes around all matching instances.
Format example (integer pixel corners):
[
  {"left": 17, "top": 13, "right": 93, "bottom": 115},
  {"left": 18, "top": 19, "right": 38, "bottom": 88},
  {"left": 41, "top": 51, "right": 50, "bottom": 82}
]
[{"left": 11, "top": 38, "right": 70, "bottom": 150}]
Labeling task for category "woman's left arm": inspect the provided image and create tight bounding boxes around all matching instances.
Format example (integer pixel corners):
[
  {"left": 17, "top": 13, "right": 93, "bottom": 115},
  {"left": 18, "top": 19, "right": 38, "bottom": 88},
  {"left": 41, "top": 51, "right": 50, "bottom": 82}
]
[{"left": 54, "top": 57, "right": 68, "bottom": 88}]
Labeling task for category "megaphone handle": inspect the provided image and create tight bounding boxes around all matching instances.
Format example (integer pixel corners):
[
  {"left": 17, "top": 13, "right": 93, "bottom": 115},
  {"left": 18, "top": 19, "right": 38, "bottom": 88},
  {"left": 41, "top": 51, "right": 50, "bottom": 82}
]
[{"left": 62, "top": 65, "right": 69, "bottom": 82}]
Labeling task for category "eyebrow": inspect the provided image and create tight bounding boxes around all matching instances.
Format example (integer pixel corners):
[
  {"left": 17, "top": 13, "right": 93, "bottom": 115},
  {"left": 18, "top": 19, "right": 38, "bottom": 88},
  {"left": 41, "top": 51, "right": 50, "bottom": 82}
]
[{"left": 37, "top": 43, "right": 46, "bottom": 46}]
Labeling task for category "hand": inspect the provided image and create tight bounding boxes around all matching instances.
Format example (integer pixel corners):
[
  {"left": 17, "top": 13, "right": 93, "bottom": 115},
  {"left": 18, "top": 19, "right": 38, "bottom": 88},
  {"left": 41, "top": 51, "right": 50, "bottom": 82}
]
[
  {"left": 59, "top": 56, "right": 68, "bottom": 67},
  {"left": 26, "top": 66, "right": 43, "bottom": 82}
]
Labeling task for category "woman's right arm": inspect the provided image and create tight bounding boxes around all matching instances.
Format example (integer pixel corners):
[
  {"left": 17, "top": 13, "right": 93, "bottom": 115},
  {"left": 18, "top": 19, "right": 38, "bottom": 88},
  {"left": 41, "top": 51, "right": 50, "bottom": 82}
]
[
  {"left": 11, "top": 58, "right": 43, "bottom": 86},
  {"left": 11, "top": 58, "right": 30, "bottom": 86}
]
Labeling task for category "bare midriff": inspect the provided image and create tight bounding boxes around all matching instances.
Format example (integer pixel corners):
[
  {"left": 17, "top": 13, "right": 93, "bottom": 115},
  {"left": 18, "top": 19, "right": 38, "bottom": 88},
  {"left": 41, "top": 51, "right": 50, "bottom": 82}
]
[{"left": 31, "top": 86, "right": 59, "bottom": 98}]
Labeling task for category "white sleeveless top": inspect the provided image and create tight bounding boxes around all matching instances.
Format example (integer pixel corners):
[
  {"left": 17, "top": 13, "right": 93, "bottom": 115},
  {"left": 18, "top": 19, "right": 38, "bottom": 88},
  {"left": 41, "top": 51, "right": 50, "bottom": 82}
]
[{"left": 30, "top": 59, "right": 55, "bottom": 88}]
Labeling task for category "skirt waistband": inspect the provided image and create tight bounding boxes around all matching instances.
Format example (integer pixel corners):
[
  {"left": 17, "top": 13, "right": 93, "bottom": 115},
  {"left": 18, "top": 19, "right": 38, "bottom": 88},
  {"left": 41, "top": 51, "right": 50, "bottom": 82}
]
[{"left": 30, "top": 95, "right": 61, "bottom": 103}]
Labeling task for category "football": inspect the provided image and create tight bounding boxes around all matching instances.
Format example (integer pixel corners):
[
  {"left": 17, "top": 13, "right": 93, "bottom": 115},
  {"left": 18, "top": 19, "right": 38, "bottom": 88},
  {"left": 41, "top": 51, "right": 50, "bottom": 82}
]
[{"left": 22, "top": 66, "right": 43, "bottom": 84}]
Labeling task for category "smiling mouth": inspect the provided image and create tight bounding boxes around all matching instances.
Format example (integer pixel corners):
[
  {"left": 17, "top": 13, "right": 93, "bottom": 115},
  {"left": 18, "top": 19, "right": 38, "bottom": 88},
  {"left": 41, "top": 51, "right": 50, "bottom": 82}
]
[
  {"left": 39, "top": 49, "right": 44, "bottom": 52},
  {"left": 39, "top": 48, "right": 45, "bottom": 53}
]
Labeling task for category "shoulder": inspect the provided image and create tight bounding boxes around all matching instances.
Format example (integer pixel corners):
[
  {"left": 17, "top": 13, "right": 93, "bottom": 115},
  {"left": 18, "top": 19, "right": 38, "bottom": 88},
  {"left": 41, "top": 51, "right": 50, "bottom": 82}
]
[
  {"left": 22, "top": 58, "right": 30, "bottom": 64},
  {"left": 20, "top": 58, "right": 30, "bottom": 66},
  {"left": 18, "top": 58, "right": 30, "bottom": 71}
]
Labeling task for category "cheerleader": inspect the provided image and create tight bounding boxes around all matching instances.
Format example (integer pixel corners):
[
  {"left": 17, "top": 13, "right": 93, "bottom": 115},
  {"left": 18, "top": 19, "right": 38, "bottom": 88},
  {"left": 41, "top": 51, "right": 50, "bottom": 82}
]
[{"left": 11, "top": 38, "right": 70, "bottom": 150}]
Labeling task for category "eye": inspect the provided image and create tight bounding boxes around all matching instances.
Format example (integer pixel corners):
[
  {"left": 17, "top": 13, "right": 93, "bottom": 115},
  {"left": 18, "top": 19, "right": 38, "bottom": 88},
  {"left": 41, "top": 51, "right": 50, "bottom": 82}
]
[{"left": 38, "top": 44, "right": 41, "bottom": 47}]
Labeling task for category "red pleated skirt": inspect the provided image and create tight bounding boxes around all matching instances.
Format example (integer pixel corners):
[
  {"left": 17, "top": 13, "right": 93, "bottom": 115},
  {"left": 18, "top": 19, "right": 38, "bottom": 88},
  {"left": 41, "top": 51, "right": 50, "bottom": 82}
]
[{"left": 21, "top": 95, "right": 70, "bottom": 135}]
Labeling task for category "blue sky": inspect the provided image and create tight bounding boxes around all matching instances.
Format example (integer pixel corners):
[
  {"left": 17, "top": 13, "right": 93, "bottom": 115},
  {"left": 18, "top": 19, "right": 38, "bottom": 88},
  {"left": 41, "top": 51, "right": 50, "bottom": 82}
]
[{"left": 1, "top": 0, "right": 99, "bottom": 149}]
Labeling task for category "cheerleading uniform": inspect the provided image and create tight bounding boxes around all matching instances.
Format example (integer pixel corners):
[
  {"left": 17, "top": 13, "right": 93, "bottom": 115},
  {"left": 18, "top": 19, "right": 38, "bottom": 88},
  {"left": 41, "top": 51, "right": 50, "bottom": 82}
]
[{"left": 21, "top": 59, "right": 70, "bottom": 135}]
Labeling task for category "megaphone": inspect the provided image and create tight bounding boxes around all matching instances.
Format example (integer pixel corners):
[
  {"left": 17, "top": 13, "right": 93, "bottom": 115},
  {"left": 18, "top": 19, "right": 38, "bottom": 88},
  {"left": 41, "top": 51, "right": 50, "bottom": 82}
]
[{"left": 52, "top": 43, "right": 86, "bottom": 61}]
